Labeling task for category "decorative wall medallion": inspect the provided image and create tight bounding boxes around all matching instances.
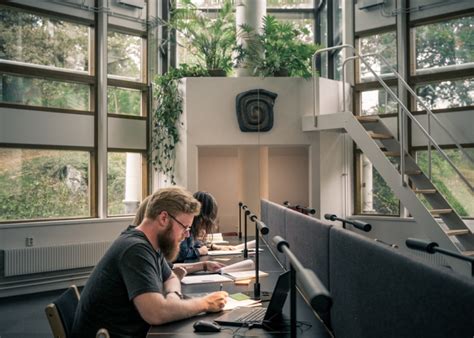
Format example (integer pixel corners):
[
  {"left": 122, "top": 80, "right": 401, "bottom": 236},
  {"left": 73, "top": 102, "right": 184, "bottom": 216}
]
[{"left": 235, "top": 89, "right": 277, "bottom": 132}]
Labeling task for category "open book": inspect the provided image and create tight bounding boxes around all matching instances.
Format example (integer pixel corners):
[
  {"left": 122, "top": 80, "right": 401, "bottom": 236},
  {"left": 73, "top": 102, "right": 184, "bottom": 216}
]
[
  {"left": 208, "top": 240, "right": 262, "bottom": 256},
  {"left": 219, "top": 259, "right": 269, "bottom": 281}
]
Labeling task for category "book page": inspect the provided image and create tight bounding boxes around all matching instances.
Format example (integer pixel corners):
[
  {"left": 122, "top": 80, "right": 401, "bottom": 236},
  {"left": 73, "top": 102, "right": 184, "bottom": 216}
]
[
  {"left": 181, "top": 274, "right": 232, "bottom": 284},
  {"left": 233, "top": 240, "right": 256, "bottom": 250},
  {"left": 223, "top": 294, "right": 261, "bottom": 311},
  {"left": 223, "top": 270, "right": 269, "bottom": 281},
  {"left": 219, "top": 259, "right": 254, "bottom": 273}
]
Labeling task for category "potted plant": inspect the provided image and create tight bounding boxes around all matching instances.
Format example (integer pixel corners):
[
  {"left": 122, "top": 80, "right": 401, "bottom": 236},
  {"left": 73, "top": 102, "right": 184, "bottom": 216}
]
[
  {"left": 151, "top": 64, "right": 208, "bottom": 183},
  {"left": 236, "top": 15, "right": 320, "bottom": 78},
  {"left": 170, "top": 0, "right": 236, "bottom": 76}
]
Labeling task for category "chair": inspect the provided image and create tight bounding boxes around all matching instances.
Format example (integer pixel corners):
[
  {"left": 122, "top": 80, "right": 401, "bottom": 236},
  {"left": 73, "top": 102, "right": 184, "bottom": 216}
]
[
  {"left": 45, "top": 285, "right": 80, "bottom": 338},
  {"left": 45, "top": 285, "right": 110, "bottom": 338}
]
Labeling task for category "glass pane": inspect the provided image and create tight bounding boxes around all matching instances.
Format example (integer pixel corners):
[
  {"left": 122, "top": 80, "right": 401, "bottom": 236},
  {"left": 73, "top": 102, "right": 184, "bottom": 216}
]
[
  {"left": 358, "top": 31, "right": 397, "bottom": 82},
  {"left": 176, "top": 0, "right": 314, "bottom": 8},
  {"left": 415, "top": 78, "right": 473, "bottom": 110},
  {"left": 0, "top": 6, "right": 89, "bottom": 72},
  {"left": 107, "top": 87, "right": 142, "bottom": 116},
  {"left": 108, "top": 31, "right": 142, "bottom": 81},
  {"left": 416, "top": 149, "right": 474, "bottom": 217},
  {"left": 0, "top": 73, "right": 90, "bottom": 110},
  {"left": 0, "top": 148, "right": 90, "bottom": 221},
  {"left": 319, "top": 4, "right": 328, "bottom": 78},
  {"left": 272, "top": 13, "right": 314, "bottom": 44},
  {"left": 361, "top": 87, "right": 398, "bottom": 115},
  {"left": 414, "top": 16, "right": 474, "bottom": 74},
  {"left": 108, "top": 152, "right": 142, "bottom": 216},
  {"left": 358, "top": 153, "right": 400, "bottom": 215},
  {"left": 267, "top": 0, "right": 314, "bottom": 9}
]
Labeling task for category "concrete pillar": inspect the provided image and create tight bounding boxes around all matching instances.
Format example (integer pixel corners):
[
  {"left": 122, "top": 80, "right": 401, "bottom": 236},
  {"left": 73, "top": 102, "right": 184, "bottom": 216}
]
[{"left": 235, "top": 0, "right": 266, "bottom": 76}]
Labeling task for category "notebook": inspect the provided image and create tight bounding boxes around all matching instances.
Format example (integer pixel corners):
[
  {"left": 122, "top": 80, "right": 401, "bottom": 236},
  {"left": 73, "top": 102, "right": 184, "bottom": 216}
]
[{"left": 214, "top": 271, "right": 290, "bottom": 328}]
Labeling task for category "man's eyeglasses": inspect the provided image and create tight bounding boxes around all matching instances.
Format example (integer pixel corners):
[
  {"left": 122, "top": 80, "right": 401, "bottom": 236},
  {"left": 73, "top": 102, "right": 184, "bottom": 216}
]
[{"left": 168, "top": 213, "right": 192, "bottom": 233}]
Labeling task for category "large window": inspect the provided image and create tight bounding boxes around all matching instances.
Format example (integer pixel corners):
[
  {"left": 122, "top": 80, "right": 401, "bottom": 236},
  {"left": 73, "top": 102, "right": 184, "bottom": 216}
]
[
  {"left": 0, "top": 148, "right": 90, "bottom": 221},
  {"left": 358, "top": 31, "right": 397, "bottom": 82},
  {"left": 0, "top": 3, "right": 149, "bottom": 223},
  {"left": 0, "top": 6, "right": 89, "bottom": 72}
]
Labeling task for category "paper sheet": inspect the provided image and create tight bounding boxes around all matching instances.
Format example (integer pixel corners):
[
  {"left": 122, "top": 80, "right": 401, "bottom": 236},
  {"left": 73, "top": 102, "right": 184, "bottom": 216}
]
[{"left": 181, "top": 274, "right": 232, "bottom": 284}]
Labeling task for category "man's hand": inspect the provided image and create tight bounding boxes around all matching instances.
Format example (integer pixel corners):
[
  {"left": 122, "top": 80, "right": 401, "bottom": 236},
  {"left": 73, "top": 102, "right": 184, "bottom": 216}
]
[
  {"left": 205, "top": 261, "right": 225, "bottom": 272},
  {"left": 172, "top": 266, "right": 187, "bottom": 280},
  {"left": 203, "top": 291, "right": 228, "bottom": 312}
]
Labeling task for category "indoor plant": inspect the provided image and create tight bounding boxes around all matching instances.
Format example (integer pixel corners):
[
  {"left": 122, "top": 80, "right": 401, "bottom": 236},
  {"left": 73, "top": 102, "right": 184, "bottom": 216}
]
[
  {"left": 236, "top": 15, "right": 320, "bottom": 78},
  {"left": 170, "top": 0, "right": 236, "bottom": 76},
  {"left": 151, "top": 64, "right": 208, "bottom": 183}
]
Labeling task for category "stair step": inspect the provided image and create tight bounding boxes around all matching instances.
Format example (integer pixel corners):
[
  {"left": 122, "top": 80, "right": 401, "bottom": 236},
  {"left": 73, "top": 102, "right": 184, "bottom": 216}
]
[
  {"left": 383, "top": 151, "right": 400, "bottom": 157},
  {"left": 445, "top": 229, "right": 471, "bottom": 236},
  {"left": 405, "top": 170, "right": 422, "bottom": 176},
  {"left": 413, "top": 189, "right": 437, "bottom": 194},
  {"left": 462, "top": 251, "right": 474, "bottom": 257},
  {"left": 429, "top": 208, "right": 452, "bottom": 215},
  {"left": 368, "top": 132, "right": 394, "bottom": 140},
  {"left": 356, "top": 115, "right": 379, "bottom": 123}
]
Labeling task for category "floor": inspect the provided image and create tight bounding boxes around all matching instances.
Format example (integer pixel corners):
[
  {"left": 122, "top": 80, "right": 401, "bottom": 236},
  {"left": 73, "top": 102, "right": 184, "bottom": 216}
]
[{"left": 0, "top": 289, "right": 64, "bottom": 338}]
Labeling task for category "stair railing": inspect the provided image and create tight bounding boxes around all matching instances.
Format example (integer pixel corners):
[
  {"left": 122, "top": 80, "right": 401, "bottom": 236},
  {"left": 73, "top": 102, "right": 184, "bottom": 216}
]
[{"left": 312, "top": 45, "right": 473, "bottom": 191}]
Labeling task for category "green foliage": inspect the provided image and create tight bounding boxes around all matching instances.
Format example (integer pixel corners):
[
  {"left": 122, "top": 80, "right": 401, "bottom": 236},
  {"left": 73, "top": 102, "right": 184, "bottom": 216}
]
[
  {"left": 107, "top": 153, "right": 126, "bottom": 215},
  {"left": 151, "top": 64, "right": 209, "bottom": 183},
  {"left": 171, "top": 0, "right": 236, "bottom": 73},
  {"left": 372, "top": 168, "right": 399, "bottom": 215},
  {"left": 236, "top": 15, "right": 320, "bottom": 78},
  {"left": 0, "top": 152, "right": 89, "bottom": 221},
  {"left": 416, "top": 151, "right": 471, "bottom": 217}
]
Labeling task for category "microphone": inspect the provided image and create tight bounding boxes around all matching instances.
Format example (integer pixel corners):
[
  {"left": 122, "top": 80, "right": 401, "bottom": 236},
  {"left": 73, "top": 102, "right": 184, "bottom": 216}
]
[
  {"left": 238, "top": 202, "right": 244, "bottom": 239},
  {"left": 324, "top": 213, "right": 371, "bottom": 232},
  {"left": 272, "top": 235, "right": 332, "bottom": 336},
  {"left": 243, "top": 206, "right": 250, "bottom": 259},
  {"left": 249, "top": 214, "right": 269, "bottom": 299},
  {"left": 406, "top": 238, "right": 474, "bottom": 277}
]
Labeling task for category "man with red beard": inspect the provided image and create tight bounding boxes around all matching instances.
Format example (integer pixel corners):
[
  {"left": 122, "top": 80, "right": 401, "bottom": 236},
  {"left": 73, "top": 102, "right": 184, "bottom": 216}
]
[{"left": 71, "top": 186, "right": 228, "bottom": 338}]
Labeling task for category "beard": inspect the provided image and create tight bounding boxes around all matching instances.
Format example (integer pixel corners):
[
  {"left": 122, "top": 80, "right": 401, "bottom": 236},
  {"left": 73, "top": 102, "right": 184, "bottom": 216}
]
[{"left": 157, "top": 223, "right": 180, "bottom": 261}]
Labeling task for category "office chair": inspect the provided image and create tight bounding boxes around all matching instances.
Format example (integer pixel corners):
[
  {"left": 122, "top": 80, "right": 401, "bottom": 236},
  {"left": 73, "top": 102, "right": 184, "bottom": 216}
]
[{"left": 45, "top": 285, "right": 80, "bottom": 338}]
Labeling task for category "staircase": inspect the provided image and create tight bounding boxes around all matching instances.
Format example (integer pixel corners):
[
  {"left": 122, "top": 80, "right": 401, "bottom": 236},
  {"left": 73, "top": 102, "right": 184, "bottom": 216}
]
[{"left": 309, "top": 45, "right": 474, "bottom": 270}]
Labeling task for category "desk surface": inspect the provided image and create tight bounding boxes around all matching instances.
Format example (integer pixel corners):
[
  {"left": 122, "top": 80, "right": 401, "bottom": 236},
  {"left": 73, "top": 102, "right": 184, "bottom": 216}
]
[{"left": 147, "top": 237, "right": 332, "bottom": 337}]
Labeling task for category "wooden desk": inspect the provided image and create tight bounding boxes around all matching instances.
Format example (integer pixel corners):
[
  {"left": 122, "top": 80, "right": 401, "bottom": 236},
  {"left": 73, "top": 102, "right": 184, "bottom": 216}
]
[{"left": 147, "top": 237, "right": 332, "bottom": 337}]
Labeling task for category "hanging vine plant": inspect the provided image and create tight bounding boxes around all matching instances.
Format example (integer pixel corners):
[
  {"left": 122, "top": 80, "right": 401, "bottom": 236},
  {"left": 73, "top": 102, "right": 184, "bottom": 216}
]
[{"left": 151, "top": 64, "right": 208, "bottom": 184}]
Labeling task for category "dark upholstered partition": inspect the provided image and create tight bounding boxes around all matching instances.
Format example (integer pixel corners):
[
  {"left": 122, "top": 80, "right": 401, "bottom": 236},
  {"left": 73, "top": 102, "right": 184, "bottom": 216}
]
[
  {"left": 285, "top": 208, "right": 332, "bottom": 289},
  {"left": 329, "top": 226, "right": 474, "bottom": 338},
  {"left": 261, "top": 199, "right": 287, "bottom": 266},
  {"left": 260, "top": 199, "right": 268, "bottom": 226}
]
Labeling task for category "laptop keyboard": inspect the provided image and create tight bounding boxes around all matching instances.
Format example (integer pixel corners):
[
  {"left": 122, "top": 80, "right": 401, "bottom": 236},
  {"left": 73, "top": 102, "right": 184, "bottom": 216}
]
[{"left": 235, "top": 307, "right": 266, "bottom": 323}]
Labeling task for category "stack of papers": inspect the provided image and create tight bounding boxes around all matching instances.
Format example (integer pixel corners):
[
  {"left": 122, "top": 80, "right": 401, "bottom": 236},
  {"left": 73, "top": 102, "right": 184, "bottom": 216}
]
[
  {"left": 208, "top": 240, "right": 262, "bottom": 256},
  {"left": 223, "top": 293, "right": 261, "bottom": 311}
]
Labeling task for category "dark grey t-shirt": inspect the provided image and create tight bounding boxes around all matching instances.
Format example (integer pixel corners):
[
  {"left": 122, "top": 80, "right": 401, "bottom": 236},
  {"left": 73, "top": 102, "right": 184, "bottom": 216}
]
[{"left": 71, "top": 226, "right": 172, "bottom": 338}]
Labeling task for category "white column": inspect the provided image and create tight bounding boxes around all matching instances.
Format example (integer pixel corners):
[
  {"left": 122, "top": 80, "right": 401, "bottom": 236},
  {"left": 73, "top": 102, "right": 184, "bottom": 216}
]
[
  {"left": 235, "top": 0, "right": 266, "bottom": 76},
  {"left": 361, "top": 154, "right": 375, "bottom": 213},
  {"left": 123, "top": 152, "right": 142, "bottom": 214}
]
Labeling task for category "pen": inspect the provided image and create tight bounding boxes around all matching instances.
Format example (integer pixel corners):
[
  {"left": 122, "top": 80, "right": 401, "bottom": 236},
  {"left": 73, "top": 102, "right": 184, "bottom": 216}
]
[{"left": 219, "top": 283, "right": 223, "bottom": 291}]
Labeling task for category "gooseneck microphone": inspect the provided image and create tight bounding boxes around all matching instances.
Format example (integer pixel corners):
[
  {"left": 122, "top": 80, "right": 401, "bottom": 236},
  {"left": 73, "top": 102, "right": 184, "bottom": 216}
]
[
  {"left": 238, "top": 202, "right": 244, "bottom": 239},
  {"left": 242, "top": 205, "right": 250, "bottom": 259},
  {"left": 273, "top": 235, "right": 332, "bottom": 337},
  {"left": 406, "top": 238, "right": 474, "bottom": 277},
  {"left": 324, "top": 213, "right": 372, "bottom": 232},
  {"left": 249, "top": 214, "right": 269, "bottom": 299}
]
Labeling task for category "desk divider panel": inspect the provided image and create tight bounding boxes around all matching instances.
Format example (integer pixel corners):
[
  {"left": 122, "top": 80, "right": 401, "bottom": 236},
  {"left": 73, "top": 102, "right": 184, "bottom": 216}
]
[
  {"left": 285, "top": 208, "right": 332, "bottom": 289},
  {"left": 329, "top": 226, "right": 474, "bottom": 338},
  {"left": 261, "top": 199, "right": 287, "bottom": 266}
]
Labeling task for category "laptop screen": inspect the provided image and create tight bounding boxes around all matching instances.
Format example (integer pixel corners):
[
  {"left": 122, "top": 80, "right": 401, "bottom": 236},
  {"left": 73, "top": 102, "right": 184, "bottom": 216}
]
[{"left": 263, "top": 270, "right": 290, "bottom": 321}]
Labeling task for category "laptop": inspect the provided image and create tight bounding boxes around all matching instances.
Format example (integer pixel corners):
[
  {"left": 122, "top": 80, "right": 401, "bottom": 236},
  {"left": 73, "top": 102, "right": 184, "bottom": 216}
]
[{"left": 214, "top": 271, "right": 290, "bottom": 328}]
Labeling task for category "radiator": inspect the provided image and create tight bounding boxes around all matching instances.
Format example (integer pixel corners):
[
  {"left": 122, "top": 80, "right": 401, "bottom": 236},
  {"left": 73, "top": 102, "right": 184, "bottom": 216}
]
[{"left": 3, "top": 241, "right": 112, "bottom": 277}]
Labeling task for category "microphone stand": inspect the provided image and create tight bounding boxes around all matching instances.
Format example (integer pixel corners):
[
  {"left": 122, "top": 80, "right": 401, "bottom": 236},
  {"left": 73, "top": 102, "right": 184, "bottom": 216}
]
[
  {"left": 273, "top": 235, "right": 332, "bottom": 336},
  {"left": 249, "top": 214, "right": 269, "bottom": 300},
  {"left": 242, "top": 206, "right": 250, "bottom": 259},
  {"left": 238, "top": 202, "right": 243, "bottom": 239},
  {"left": 324, "top": 213, "right": 372, "bottom": 232},
  {"left": 406, "top": 238, "right": 474, "bottom": 277}
]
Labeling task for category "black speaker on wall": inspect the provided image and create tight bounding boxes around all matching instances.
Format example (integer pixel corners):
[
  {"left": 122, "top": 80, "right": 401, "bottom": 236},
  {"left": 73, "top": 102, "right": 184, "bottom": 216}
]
[{"left": 235, "top": 89, "right": 277, "bottom": 132}]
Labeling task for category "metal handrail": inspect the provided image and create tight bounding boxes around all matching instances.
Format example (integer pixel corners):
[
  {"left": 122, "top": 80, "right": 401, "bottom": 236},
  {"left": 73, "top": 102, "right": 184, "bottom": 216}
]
[{"left": 312, "top": 45, "right": 473, "bottom": 191}]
